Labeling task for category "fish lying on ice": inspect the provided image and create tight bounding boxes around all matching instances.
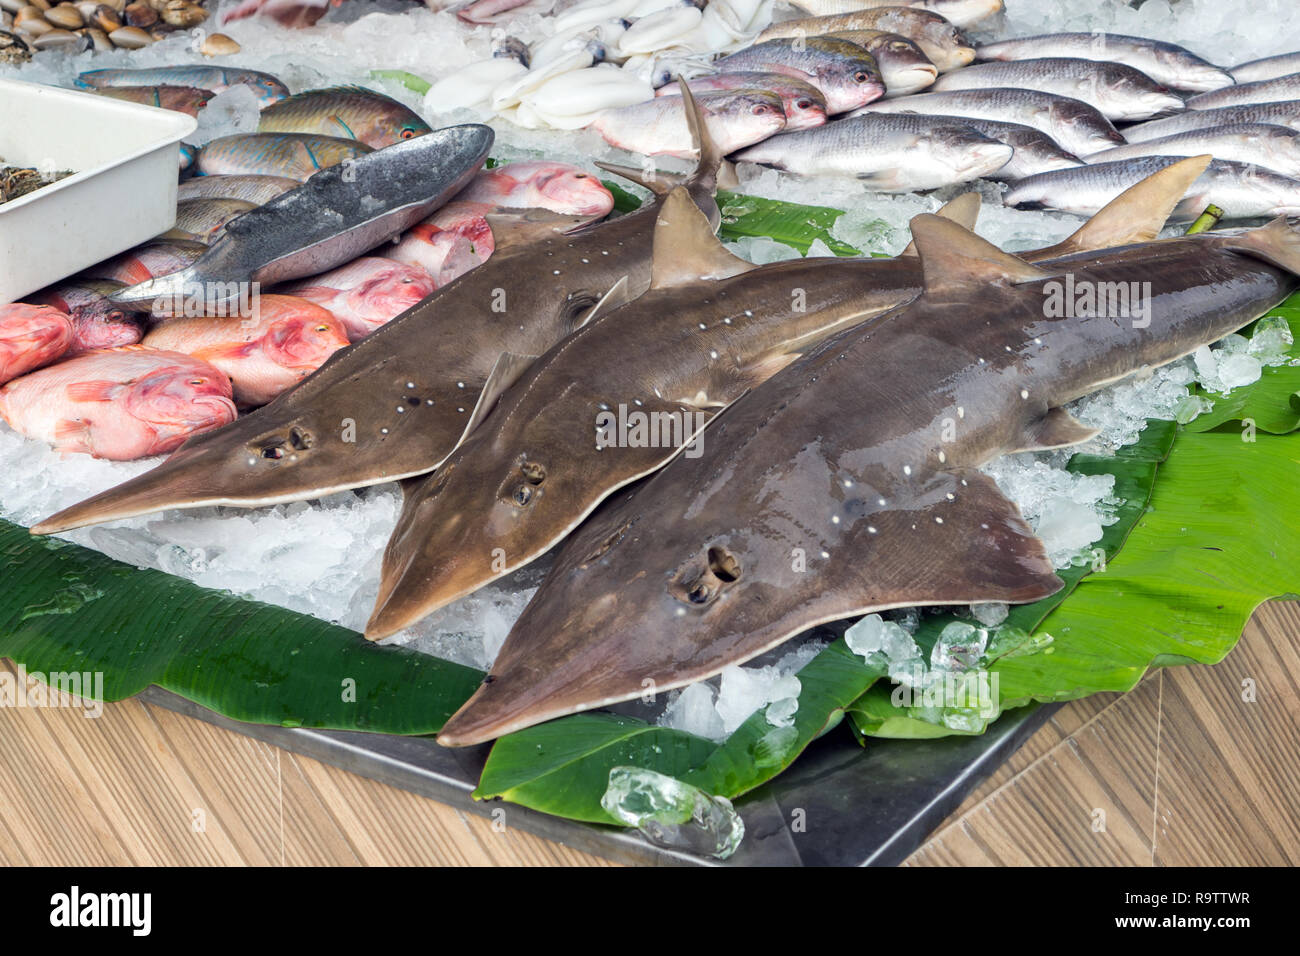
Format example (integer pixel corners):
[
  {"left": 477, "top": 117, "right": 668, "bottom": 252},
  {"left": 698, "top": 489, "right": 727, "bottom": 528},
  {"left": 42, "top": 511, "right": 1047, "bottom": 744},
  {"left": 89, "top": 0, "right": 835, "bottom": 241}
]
[
  {"left": 0, "top": 304, "right": 74, "bottom": 386},
  {"left": 1230, "top": 51, "right": 1300, "bottom": 84},
  {"left": 656, "top": 72, "right": 829, "bottom": 131},
  {"left": 277, "top": 258, "right": 440, "bottom": 341},
  {"left": 90, "top": 85, "right": 216, "bottom": 116},
  {"left": 0, "top": 346, "right": 238, "bottom": 461},
  {"left": 823, "top": 30, "right": 939, "bottom": 96},
  {"left": 436, "top": 209, "right": 1300, "bottom": 745},
  {"left": 930, "top": 57, "right": 1185, "bottom": 121},
  {"left": 24, "top": 279, "right": 142, "bottom": 353},
  {"left": 196, "top": 133, "right": 374, "bottom": 179},
  {"left": 222, "top": 0, "right": 341, "bottom": 29},
  {"left": 592, "top": 89, "right": 787, "bottom": 158},
  {"left": 365, "top": 158, "right": 1208, "bottom": 639},
  {"left": 1003, "top": 155, "right": 1300, "bottom": 221},
  {"left": 165, "top": 199, "right": 259, "bottom": 244},
  {"left": 757, "top": 9, "right": 976, "bottom": 73},
  {"left": 855, "top": 88, "right": 1126, "bottom": 155},
  {"left": 31, "top": 86, "right": 725, "bottom": 535},
  {"left": 975, "top": 32, "right": 1234, "bottom": 93},
  {"left": 142, "top": 296, "right": 350, "bottom": 405},
  {"left": 1083, "top": 124, "right": 1300, "bottom": 179},
  {"left": 713, "top": 37, "right": 886, "bottom": 113},
  {"left": 389, "top": 162, "right": 615, "bottom": 282},
  {"left": 1124, "top": 103, "right": 1300, "bottom": 143},
  {"left": 785, "top": 0, "right": 1002, "bottom": 31},
  {"left": 85, "top": 240, "right": 208, "bottom": 286},
  {"left": 115, "top": 125, "right": 494, "bottom": 312},
  {"left": 734, "top": 113, "right": 1013, "bottom": 189},
  {"left": 891, "top": 114, "right": 1081, "bottom": 180},
  {"left": 257, "top": 86, "right": 434, "bottom": 148},
  {"left": 76, "top": 66, "right": 290, "bottom": 107},
  {"left": 177, "top": 175, "right": 302, "bottom": 205},
  {"left": 1188, "top": 73, "right": 1300, "bottom": 110}
]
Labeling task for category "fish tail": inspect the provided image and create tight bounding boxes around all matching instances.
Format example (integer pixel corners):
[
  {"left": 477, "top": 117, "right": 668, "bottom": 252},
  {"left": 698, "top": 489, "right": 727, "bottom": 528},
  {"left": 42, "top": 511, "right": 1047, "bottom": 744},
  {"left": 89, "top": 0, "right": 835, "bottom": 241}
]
[{"left": 1223, "top": 216, "right": 1300, "bottom": 276}]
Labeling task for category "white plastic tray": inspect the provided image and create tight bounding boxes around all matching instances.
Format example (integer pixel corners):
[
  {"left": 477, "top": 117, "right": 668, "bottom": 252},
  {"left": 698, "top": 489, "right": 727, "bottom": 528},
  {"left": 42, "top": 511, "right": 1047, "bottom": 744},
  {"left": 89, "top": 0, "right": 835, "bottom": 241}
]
[{"left": 0, "top": 78, "right": 196, "bottom": 304}]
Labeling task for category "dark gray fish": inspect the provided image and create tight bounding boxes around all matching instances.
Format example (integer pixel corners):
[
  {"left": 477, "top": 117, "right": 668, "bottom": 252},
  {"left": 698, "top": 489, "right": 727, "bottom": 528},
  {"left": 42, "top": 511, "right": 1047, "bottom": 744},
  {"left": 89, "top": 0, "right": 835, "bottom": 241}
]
[
  {"left": 437, "top": 213, "right": 1300, "bottom": 745},
  {"left": 1124, "top": 102, "right": 1300, "bottom": 142},
  {"left": 976, "top": 32, "right": 1233, "bottom": 92}
]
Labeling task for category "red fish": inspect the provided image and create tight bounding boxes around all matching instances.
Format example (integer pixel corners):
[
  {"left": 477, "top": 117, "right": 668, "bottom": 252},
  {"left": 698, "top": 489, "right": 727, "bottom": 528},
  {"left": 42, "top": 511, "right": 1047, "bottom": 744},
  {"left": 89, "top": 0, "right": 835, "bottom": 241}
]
[
  {"left": 278, "top": 258, "right": 437, "bottom": 340},
  {"left": 0, "top": 347, "right": 237, "bottom": 460},
  {"left": 221, "top": 0, "right": 341, "bottom": 28},
  {"left": 387, "top": 200, "right": 495, "bottom": 285},
  {"left": 0, "top": 304, "right": 75, "bottom": 385},
  {"left": 84, "top": 240, "right": 208, "bottom": 286},
  {"left": 143, "top": 295, "right": 350, "bottom": 406},
  {"left": 24, "top": 280, "right": 143, "bottom": 354}
]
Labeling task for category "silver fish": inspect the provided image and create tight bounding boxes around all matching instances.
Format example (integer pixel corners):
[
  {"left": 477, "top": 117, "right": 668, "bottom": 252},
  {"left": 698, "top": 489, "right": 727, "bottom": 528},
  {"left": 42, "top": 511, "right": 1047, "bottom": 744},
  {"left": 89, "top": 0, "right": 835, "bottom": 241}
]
[
  {"left": 930, "top": 57, "right": 1185, "bottom": 121},
  {"left": 900, "top": 114, "right": 1082, "bottom": 179},
  {"left": 592, "top": 89, "right": 787, "bottom": 158},
  {"left": 656, "top": 72, "right": 830, "bottom": 131},
  {"left": 758, "top": 9, "right": 976, "bottom": 74},
  {"left": 76, "top": 66, "right": 290, "bottom": 107},
  {"left": 177, "top": 174, "right": 302, "bottom": 205},
  {"left": 786, "top": 0, "right": 1002, "bottom": 30},
  {"left": 713, "top": 36, "right": 887, "bottom": 114},
  {"left": 1188, "top": 73, "right": 1300, "bottom": 110},
  {"left": 854, "top": 87, "right": 1126, "bottom": 156},
  {"left": 1230, "top": 51, "right": 1300, "bottom": 84},
  {"left": 112, "top": 125, "right": 494, "bottom": 311},
  {"left": 164, "top": 198, "right": 259, "bottom": 244},
  {"left": 1004, "top": 154, "right": 1300, "bottom": 221},
  {"left": 733, "top": 113, "right": 1012, "bottom": 189},
  {"left": 1083, "top": 124, "right": 1300, "bottom": 179},
  {"left": 1124, "top": 102, "right": 1300, "bottom": 142},
  {"left": 975, "top": 32, "right": 1233, "bottom": 93}
]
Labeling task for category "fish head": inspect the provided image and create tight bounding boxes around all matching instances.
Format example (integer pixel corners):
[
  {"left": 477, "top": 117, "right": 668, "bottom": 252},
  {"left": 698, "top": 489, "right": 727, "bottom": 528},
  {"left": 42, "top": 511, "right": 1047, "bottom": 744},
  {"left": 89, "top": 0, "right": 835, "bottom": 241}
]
[
  {"left": 780, "top": 89, "right": 829, "bottom": 130},
  {"left": 922, "top": 126, "right": 1014, "bottom": 182},
  {"left": 43, "top": 289, "right": 143, "bottom": 352},
  {"left": 0, "top": 305, "right": 74, "bottom": 383},
  {"left": 531, "top": 166, "right": 616, "bottom": 217},
  {"left": 366, "top": 394, "right": 628, "bottom": 638},
  {"left": 705, "top": 89, "right": 789, "bottom": 147},
  {"left": 245, "top": 74, "right": 291, "bottom": 107},
  {"left": 1151, "top": 53, "right": 1233, "bottom": 94},
  {"left": 346, "top": 261, "right": 438, "bottom": 323},
  {"left": 869, "top": 37, "right": 939, "bottom": 96},
  {"left": 925, "top": 25, "right": 976, "bottom": 70},
  {"left": 1113, "top": 77, "right": 1185, "bottom": 120},
  {"left": 815, "top": 53, "right": 887, "bottom": 113},
  {"left": 264, "top": 314, "right": 350, "bottom": 371},
  {"left": 123, "top": 362, "right": 239, "bottom": 454},
  {"left": 1050, "top": 99, "right": 1125, "bottom": 150}
]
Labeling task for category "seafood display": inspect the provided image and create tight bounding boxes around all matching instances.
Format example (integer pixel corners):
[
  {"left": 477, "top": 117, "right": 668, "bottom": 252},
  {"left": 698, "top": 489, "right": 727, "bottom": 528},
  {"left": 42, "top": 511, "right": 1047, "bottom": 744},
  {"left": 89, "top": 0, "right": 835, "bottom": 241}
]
[{"left": 4, "top": 0, "right": 1300, "bottom": 863}]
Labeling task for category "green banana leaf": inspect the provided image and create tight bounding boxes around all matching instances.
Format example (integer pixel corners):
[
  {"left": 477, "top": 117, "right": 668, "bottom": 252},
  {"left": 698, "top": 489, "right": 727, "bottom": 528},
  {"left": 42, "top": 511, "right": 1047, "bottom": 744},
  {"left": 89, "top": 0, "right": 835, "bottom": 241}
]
[{"left": 1185, "top": 309, "right": 1300, "bottom": 435}]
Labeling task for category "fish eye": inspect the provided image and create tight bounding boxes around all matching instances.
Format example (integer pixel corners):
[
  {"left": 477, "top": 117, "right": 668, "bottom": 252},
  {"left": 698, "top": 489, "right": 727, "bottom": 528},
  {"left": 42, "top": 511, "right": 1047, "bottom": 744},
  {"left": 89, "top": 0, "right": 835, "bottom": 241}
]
[
  {"left": 400, "top": 128, "right": 418, "bottom": 140},
  {"left": 891, "top": 41, "right": 911, "bottom": 52},
  {"left": 512, "top": 484, "right": 533, "bottom": 506},
  {"left": 752, "top": 104, "right": 768, "bottom": 115},
  {"left": 262, "top": 445, "right": 284, "bottom": 460},
  {"left": 520, "top": 460, "right": 546, "bottom": 485},
  {"left": 189, "top": 379, "right": 205, "bottom": 386},
  {"left": 795, "top": 98, "right": 814, "bottom": 110},
  {"left": 108, "top": 310, "right": 126, "bottom": 323},
  {"left": 315, "top": 325, "right": 330, "bottom": 332},
  {"left": 573, "top": 172, "right": 587, "bottom": 179},
  {"left": 687, "top": 582, "right": 712, "bottom": 604},
  {"left": 854, "top": 71, "right": 871, "bottom": 83}
]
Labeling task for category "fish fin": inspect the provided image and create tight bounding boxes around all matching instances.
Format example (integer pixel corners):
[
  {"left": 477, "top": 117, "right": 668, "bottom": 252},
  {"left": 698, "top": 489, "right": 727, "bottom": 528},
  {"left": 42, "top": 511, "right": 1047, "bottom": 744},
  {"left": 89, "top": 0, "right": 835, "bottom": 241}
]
[
  {"left": 1011, "top": 407, "right": 1100, "bottom": 453},
  {"left": 1039, "top": 155, "right": 1212, "bottom": 257},
  {"left": 742, "top": 351, "right": 802, "bottom": 386},
  {"left": 909, "top": 214, "right": 1050, "bottom": 294},
  {"left": 576, "top": 276, "right": 632, "bottom": 330},
  {"left": 456, "top": 351, "right": 539, "bottom": 448},
  {"left": 902, "top": 192, "right": 981, "bottom": 257},
  {"left": 650, "top": 187, "right": 754, "bottom": 289},
  {"left": 1221, "top": 215, "right": 1300, "bottom": 274},
  {"left": 52, "top": 418, "right": 92, "bottom": 449},
  {"left": 65, "top": 380, "right": 121, "bottom": 403},
  {"left": 592, "top": 161, "right": 676, "bottom": 196},
  {"left": 485, "top": 209, "right": 592, "bottom": 253},
  {"left": 591, "top": 82, "right": 723, "bottom": 196},
  {"left": 679, "top": 79, "right": 725, "bottom": 192}
]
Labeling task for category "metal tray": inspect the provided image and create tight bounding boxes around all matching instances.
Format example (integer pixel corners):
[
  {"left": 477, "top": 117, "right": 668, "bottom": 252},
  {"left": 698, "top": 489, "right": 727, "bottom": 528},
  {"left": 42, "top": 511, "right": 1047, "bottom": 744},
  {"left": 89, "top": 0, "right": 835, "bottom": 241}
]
[{"left": 141, "top": 686, "right": 1058, "bottom": 866}]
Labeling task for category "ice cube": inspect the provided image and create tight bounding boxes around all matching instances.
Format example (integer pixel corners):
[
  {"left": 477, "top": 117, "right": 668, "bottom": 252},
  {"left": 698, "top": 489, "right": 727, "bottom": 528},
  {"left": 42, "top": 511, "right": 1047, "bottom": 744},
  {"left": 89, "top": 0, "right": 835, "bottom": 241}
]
[
  {"left": 659, "top": 682, "right": 726, "bottom": 741},
  {"left": 601, "top": 767, "right": 745, "bottom": 859},
  {"left": 931, "top": 621, "right": 989, "bottom": 672},
  {"left": 189, "top": 84, "right": 264, "bottom": 148},
  {"left": 1247, "top": 315, "right": 1294, "bottom": 364},
  {"left": 969, "top": 601, "right": 1009, "bottom": 627},
  {"left": 1216, "top": 353, "right": 1263, "bottom": 391}
]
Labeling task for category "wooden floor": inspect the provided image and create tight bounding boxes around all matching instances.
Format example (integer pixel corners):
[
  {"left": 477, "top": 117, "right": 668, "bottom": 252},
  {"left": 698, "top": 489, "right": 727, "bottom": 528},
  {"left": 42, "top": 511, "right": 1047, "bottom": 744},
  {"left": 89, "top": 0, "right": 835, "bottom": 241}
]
[{"left": 2, "top": 601, "right": 1296, "bottom": 866}]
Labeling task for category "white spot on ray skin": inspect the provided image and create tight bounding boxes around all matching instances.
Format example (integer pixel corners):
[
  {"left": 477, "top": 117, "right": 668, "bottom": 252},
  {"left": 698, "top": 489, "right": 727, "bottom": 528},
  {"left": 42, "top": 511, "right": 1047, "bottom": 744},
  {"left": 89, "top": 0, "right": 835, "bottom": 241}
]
[
  {"left": 1020, "top": 388, "right": 1030, "bottom": 399},
  {"left": 832, "top": 515, "right": 840, "bottom": 524},
  {"left": 903, "top": 465, "right": 912, "bottom": 476},
  {"left": 868, "top": 526, "right": 877, "bottom": 534},
  {"left": 406, "top": 382, "right": 414, "bottom": 389},
  {"left": 958, "top": 406, "right": 965, "bottom": 419},
  {"left": 381, "top": 428, "right": 389, "bottom": 435}
]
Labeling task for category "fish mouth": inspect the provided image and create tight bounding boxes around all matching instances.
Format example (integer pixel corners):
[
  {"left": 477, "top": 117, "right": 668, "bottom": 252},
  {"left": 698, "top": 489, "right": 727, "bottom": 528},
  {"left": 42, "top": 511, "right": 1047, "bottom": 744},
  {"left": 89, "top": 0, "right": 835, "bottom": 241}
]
[
  {"left": 957, "top": 142, "right": 1015, "bottom": 179},
  {"left": 886, "top": 66, "right": 940, "bottom": 97}
]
